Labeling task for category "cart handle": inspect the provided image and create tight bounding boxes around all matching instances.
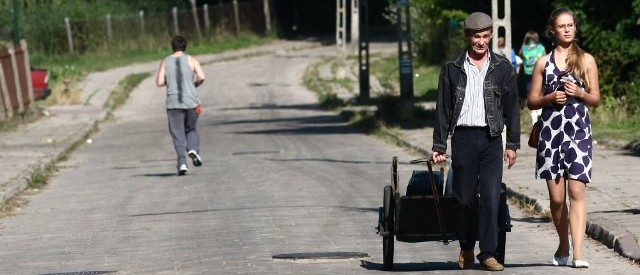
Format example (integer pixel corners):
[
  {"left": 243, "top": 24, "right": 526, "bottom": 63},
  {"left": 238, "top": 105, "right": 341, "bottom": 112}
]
[
  {"left": 409, "top": 157, "right": 450, "bottom": 244},
  {"left": 409, "top": 155, "right": 448, "bottom": 165}
]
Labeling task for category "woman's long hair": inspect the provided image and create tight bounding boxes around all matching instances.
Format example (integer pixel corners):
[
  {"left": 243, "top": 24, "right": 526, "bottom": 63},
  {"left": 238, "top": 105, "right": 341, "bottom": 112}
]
[{"left": 546, "top": 8, "right": 590, "bottom": 89}]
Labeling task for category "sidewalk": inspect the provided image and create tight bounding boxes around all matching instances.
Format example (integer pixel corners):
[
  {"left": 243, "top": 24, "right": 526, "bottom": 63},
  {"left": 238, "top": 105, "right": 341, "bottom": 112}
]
[{"left": 0, "top": 39, "right": 638, "bottom": 266}]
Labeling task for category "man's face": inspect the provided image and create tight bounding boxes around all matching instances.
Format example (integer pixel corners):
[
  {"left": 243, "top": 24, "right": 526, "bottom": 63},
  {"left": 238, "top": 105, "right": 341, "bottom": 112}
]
[{"left": 467, "top": 28, "right": 492, "bottom": 56}]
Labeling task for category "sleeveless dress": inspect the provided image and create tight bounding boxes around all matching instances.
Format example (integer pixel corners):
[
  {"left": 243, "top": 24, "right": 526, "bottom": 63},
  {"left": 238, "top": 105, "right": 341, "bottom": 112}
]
[{"left": 535, "top": 50, "right": 593, "bottom": 183}]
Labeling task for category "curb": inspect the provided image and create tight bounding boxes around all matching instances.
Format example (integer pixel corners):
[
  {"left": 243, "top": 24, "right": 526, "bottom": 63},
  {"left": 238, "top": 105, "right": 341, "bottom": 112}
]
[{"left": 0, "top": 114, "right": 104, "bottom": 208}]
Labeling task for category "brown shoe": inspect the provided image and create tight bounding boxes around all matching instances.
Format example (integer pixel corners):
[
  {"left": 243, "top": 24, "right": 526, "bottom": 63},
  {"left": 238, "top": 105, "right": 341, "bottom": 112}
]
[
  {"left": 480, "top": 257, "right": 504, "bottom": 271},
  {"left": 458, "top": 250, "right": 474, "bottom": 269}
]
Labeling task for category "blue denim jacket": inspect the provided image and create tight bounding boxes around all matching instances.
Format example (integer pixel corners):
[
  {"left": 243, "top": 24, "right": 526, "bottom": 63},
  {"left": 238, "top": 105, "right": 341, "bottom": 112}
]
[{"left": 432, "top": 50, "right": 521, "bottom": 153}]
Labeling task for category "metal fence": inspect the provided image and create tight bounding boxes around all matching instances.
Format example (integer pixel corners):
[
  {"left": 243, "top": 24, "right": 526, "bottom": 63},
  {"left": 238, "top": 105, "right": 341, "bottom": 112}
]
[{"left": 18, "top": 0, "right": 270, "bottom": 55}]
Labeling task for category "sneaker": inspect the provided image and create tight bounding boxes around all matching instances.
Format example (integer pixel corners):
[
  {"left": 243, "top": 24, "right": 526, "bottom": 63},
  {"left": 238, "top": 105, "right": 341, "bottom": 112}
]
[
  {"left": 458, "top": 250, "right": 474, "bottom": 269},
  {"left": 572, "top": 259, "right": 589, "bottom": 268},
  {"left": 552, "top": 255, "right": 569, "bottom": 266},
  {"left": 480, "top": 257, "right": 504, "bottom": 271},
  {"left": 178, "top": 164, "right": 188, "bottom": 175},
  {"left": 188, "top": 150, "right": 202, "bottom": 167}
]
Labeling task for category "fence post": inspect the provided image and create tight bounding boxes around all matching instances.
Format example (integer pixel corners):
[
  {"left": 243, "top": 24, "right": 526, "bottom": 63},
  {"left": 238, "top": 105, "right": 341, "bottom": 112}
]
[
  {"left": 106, "top": 14, "right": 113, "bottom": 46},
  {"left": 7, "top": 43, "right": 24, "bottom": 113},
  {"left": 203, "top": 4, "right": 211, "bottom": 35},
  {"left": 263, "top": 0, "right": 271, "bottom": 34},
  {"left": 20, "top": 39, "right": 34, "bottom": 107},
  {"left": 65, "top": 17, "right": 74, "bottom": 53},
  {"left": 217, "top": 0, "right": 225, "bottom": 34},
  {"left": 172, "top": 6, "right": 180, "bottom": 36},
  {"left": 139, "top": 10, "right": 146, "bottom": 37},
  {"left": 189, "top": 0, "right": 202, "bottom": 38},
  {"left": 233, "top": 0, "right": 240, "bottom": 36}
]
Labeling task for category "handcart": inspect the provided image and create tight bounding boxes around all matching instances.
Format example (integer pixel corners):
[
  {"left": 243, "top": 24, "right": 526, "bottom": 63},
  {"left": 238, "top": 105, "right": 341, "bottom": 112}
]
[{"left": 375, "top": 156, "right": 512, "bottom": 271}]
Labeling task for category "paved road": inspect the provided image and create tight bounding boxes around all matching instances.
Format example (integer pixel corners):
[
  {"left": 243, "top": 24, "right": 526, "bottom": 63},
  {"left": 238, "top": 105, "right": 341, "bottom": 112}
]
[{"left": 0, "top": 42, "right": 638, "bottom": 274}]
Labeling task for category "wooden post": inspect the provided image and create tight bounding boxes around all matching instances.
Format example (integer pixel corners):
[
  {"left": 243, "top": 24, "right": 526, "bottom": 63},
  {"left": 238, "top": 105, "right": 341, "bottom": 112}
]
[
  {"left": 106, "top": 14, "right": 113, "bottom": 46},
  {"left": 0, "top": 57, "right": 11, "bottom": 119},
  {"left": 217, "top": 0, "right": 225, "bottom": 34},
  {"left": 263, "top": 0, "right": 271, "bottom": 34},
  {"left": 203, "top": 4, "right": 211, "bottom": 35},
  {"left": 20, "top": 39, "right": 34, "bottom": 107},
  {"left": 65, "top": 17, "right": 74, "bottom": 53},
  {"left": 172, "top": 6, "right": 180, "bottom": 36},
  {"left": 139, "top": 10, "right": 146, "bottom": 37},
  {"left": 189, "top": 0, "right": 202, "bottom": 38},
  {"left": 7, "top": 43, "right": 24, "bottom": 113},
  {"left": 233, "top": 0, "right": 240, "bottom": 36}
]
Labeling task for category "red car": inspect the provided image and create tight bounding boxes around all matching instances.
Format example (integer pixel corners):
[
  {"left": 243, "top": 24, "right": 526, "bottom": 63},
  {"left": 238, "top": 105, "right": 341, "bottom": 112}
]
[{"left": 31, "top": 67, "right": 51, "bottom": 101}]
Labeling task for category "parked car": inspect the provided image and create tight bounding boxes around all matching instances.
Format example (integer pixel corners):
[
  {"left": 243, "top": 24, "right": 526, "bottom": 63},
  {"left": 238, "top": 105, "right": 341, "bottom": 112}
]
[{"left": 31, "top": 67, "right": 51, "bottom": 101}]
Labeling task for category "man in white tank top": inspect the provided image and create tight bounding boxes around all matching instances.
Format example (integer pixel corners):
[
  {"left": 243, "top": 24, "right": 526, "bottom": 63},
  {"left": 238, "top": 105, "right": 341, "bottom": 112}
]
[{"left": 156, "top": 36, "right": 206, "bottom": 175}]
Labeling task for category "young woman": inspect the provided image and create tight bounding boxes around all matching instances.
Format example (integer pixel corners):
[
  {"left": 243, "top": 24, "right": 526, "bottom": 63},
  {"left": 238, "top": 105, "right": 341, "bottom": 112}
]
[{"left": 527, "top": 7, "right": 601, "bottom": 268}]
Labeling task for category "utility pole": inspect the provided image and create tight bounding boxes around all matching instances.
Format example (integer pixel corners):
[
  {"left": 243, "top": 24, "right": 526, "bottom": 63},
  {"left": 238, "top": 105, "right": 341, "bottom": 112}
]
[
  {"left": 358, "top": 0, "right": 370, "bottom": 100},
  {"left": 336, "top": 0, "right": 347, "bottom": 78},
  {"left": 397, "top": 0, "right": 414, "bottom": 115},
  {"left": 350, "top": 0, "right": 359, "bottom": 54},
  {"left": 492, "top": 0, "right": 512, "bottom": 61}
]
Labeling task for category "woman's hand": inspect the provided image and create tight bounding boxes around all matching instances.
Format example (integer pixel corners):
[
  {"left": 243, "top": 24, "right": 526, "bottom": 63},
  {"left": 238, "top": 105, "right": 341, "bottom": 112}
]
[
  {"left": 549, "top": 89, "right": 568, "bottom": 105},
  {"left": 562, "top": 79, "right": 586, "bottom": 99}
]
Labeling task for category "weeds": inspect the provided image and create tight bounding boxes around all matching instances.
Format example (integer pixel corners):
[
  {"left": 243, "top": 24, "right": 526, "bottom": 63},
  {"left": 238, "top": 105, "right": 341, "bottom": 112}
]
[
  {"left": 104, "top": 73, "right": 150, "bottom": 111},
  {"left": 27, "top": 163, "right": 57, "bottom": 189}
]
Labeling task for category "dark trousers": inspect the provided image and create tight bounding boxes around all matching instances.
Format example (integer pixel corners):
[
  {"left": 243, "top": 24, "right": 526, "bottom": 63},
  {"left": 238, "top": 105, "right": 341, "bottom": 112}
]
[
  {"left": 451, "top": 126, "right": 503, "bottom": 261},
  {"left": 167, "top": 108, "right": 200, "bottom": 167}
]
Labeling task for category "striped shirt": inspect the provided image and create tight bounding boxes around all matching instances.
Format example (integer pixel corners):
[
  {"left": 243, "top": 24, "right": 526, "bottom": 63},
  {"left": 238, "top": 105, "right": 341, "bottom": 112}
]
[{"left": 457, "top": 53, "right": 489, "bottom": 127}]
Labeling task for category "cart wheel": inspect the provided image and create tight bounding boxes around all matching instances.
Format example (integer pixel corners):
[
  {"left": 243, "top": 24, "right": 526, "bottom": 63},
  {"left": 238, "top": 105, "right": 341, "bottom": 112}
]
[
  {"left": 383, "top": 185, "right": 395, "bottom": 271},
  {"left": 391, "top": 156, "right": 399, "bottom": 192}
]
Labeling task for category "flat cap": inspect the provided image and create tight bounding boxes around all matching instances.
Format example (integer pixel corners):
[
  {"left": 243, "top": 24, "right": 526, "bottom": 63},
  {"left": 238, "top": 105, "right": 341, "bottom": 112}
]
[{"left": 464, "top": 12, "right": 492, "bottom": 31}]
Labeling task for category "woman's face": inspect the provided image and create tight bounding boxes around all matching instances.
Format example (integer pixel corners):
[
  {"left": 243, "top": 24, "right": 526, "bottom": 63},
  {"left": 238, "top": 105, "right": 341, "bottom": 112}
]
[{"left": 552, "top": 13, "right": 576, "bottom": 44}]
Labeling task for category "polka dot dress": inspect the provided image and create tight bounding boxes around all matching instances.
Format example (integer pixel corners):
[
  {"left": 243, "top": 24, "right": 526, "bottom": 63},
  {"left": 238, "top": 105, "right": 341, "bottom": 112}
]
[{"left": 535, "top": 50, "right": 593, "bottom": 182}]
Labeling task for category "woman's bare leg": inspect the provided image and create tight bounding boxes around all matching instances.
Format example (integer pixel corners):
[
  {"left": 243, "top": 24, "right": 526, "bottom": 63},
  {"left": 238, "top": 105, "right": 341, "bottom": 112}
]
[
  {"left": 568, "top": 179, "right": 587, "bottom": 260},
  {"left": 547, "top": 177, "right": 570, "bottom": 257}
]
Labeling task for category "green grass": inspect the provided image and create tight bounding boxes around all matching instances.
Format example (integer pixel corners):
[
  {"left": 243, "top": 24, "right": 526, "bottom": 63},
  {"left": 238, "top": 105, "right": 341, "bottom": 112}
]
[
  {"left": 29, "top": 34, "right": 269, "bottom": 100},
  {"left": 370, "top": 55, "right": 440, "bottom": 99},
  {"left": 104, "top": 72, "right": 151, "bottom": 111}
]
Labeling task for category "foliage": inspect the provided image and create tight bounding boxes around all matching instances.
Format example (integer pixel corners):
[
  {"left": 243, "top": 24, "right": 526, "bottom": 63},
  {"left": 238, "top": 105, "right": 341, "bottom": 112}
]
[
  {"left": 385, "top": 0, "right": 468, "bottom": 65},
  {"left": 552, "top": 0, "right": 640, "bottom": 115}
]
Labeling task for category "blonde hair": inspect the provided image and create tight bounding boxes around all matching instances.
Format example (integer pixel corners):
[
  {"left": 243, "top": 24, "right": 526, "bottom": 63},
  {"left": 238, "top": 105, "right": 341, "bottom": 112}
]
[{"left": 546, "top": 8, "right": 590, "bottom": 89}]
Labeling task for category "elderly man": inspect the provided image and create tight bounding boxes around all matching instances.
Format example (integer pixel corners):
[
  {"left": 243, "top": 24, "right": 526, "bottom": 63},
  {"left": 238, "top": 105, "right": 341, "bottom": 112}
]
[{"left": 431, "top": 12, "right": 520, "bottom": 271}]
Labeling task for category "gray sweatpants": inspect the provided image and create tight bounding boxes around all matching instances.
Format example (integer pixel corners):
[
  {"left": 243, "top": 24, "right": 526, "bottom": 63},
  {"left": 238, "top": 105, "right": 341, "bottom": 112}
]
[{"left": 167, "top": 108, "right": 200, "bottom": 167}]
